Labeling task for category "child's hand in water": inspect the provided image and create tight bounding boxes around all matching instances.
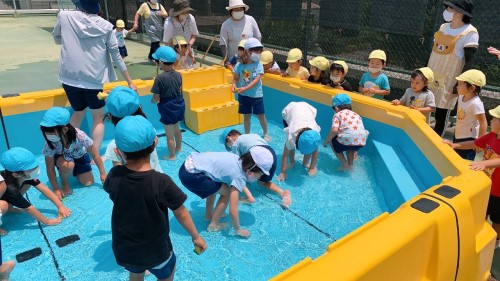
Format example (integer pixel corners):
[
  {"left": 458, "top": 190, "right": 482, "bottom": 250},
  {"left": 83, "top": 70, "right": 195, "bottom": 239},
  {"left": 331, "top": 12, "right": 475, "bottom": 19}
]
[
  {"left": 58, "top": 206, "right": 71, "bottom": 218},
  {"left": 277, "top": 172, "right": 287, "bottom": 181},
  {"left": 236, "top": 228, "right": 250, "bottom": 238},
  {"left": 192, "top": 235, "right": 207, "bottom": 254},
  {"left": 100, "top": 172, "right": 107, "bottom": 184},
  {"left": 46, "top": 217, "right": 62, "bottom": 226},
  {"left": 54, "top": 189, "right": 63, "bottom": 201}
]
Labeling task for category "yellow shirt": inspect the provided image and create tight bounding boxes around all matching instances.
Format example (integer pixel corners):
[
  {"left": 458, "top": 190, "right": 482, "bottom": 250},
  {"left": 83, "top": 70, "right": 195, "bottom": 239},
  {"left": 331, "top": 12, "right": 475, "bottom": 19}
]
[
  {"left": 136, "top": 2, "right": 167, "bottom": 19},
  {"left": 286, "top": 66, "right": 310, "bottom": 80}
]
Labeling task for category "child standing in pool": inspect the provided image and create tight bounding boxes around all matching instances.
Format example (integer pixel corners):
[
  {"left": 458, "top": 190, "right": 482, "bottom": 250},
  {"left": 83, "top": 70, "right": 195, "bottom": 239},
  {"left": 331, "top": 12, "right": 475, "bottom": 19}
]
[
  {"left": 40, "top": 107, "right": 106, "bottom": 200},
  {"left": 104, "top": 116, "right": 206, "bottom": 281}
]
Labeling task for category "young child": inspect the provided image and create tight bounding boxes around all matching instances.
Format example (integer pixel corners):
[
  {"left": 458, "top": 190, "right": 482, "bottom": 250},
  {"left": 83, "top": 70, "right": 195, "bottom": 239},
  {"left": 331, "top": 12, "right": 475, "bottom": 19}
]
[
  {"left": 445, "top": 105, "right": 500, "bottom": 244},
  {"left": 227, "top": 39, "right": 246, "bottom": 73},
  {"left": 103, "top": 86, "right": 163, "bottom": 173},
  {"left": 0, "top": 147, "right": 71, "bottom": 227},
  {"left": 40, "top": 107, "right": 106, "bottom": 200},
  {"left": 232, "top": 38, "right": 270, "bottom": 141},
  {"left": 172, "top": 35, "right": 193, "bottom": 70},
  {"left": 358, "top": 49, "right": 391, "bottom": 100},
  {"left": 260, "top": 50, "right": 281, "bottom": 75},
  {"left": 452, "top": 69, "right": 488, "bottom": 160},
  {"left": 392, "top": 67, "right": 436, "bottom": 124},
  {"left": 151, "top": 46, "right": 185, "bottom": 160},
  {"left": 323, "top": 94, "right": 369, "bottom": 171},
  {"left": 220, "top": 128, "right": 292, "bottom": 207},
  {"left": 283, "top": 48, "right": 310, "bottom": 80},
  {"left": 308, "top": 56, "right": 330, "bottom": 84},
  {"left": 277, "top": 101, "right": 321, "bottom": 180},
  {"left": 114, "top": 19, "right": 135, "bottom": 59},
  {"left": 0, "top": 176, "right": 15, "bottom": 280},
  {"left": 179, "top": 147, "right": 272, "bottom": 238},
  {"left": 329, "top": 60, "right": 353, "bottom": 92},
  {"left": 104, "top": 115, "right": 206, "bottom": 281}
]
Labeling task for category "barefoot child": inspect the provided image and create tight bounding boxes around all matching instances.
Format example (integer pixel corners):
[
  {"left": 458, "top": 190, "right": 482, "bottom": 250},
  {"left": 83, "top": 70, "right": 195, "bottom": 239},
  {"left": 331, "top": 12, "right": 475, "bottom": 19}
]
[
  {"left": 358, "top": 49, "right": 390, "bottom": 99},
  {"left": 178, "top": 147, "right": 273, "bottom": 238},
  {"left": 151, "top": 46, "right": 185, "bottom": 160},
  {"left": 104, "top": 115, "right": 206, "bottom": 281},
  {"left": 220, "top": 128, "right": 292, "bottom": 207},
  {"left": 323, "top": 94, "right": 369, "bottom": 170},
  {"left": 277, "top": 102, "right": 321, "bottom": 180},
  {"left": 40, "top": 107, "right": 106, "bottom": 200},
  {"left": 0, "top": 147, "right": 71, "bottom": 226}
]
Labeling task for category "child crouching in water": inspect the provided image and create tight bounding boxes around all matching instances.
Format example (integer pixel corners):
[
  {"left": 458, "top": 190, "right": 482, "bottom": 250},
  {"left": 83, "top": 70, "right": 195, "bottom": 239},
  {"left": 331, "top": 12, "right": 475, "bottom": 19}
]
[
  {"left": 392, "top": 67, "right": 435, "bottom": 124},
  {"left": 323, "top": 94, "right": 369, "bottom": 170},
  {"left": 0, "top": 147, "right": 71, "bottom": 227},
  {"left": 151, "top": 46, "right": 185, "bottom": 160},
  {"left": 40, "top": 107, "right": 106, "bottom": 200},
  {"left": 104, "top": 116, "right": 206, "bottom": 281}
]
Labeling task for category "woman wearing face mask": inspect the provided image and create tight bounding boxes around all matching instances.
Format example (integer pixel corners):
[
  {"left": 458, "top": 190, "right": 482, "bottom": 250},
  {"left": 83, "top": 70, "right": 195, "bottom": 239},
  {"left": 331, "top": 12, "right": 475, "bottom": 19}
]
[
  {"left": 163, "top": 0, "right": 198, "bottom": 67},
  {"left": 0, "top": 147, "right": 71, "bottom": 228},
  {"left": 133, "top": 0, "right": 168, "bottom": 63},
  {"left": 219, "top": 0, "right": 262, "bottom": 67},
  {"left": 427, "top": 0, "right": 479, "bottom": 137}
]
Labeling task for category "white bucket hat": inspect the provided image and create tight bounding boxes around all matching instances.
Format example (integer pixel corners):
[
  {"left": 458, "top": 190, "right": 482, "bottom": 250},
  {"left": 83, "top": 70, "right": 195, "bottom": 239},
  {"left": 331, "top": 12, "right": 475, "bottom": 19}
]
[{"left": 226, "top": 0, "right": 249, "bottom": 11}]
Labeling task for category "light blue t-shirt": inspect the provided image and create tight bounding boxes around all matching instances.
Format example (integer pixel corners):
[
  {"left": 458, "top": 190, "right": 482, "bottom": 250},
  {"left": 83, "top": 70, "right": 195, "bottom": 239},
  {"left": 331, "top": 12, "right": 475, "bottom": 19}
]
[
  {"left": 191, "top": 152, "right": 246, "bottom": 192},
  {"left": 231, "top": 134, "right": 267, "bottom": 156},
  {"left": 234, "top": 61, "right": 264, "bottom": 98},
  {"left": 359, "top": 72, "right": 390, "bottom": 91}
]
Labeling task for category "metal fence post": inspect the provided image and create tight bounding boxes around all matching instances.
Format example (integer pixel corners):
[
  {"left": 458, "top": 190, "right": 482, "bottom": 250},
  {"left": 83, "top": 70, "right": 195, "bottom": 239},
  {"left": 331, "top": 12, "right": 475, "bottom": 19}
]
[
  {"left": 302, "top": 0, "right": 312, "bottom": 65},
  {"left": 103, "top": 0, "right": 110, "bottom": 20},
  {"left": 12, "top": 0, "right": 17, "bottom": 12}
]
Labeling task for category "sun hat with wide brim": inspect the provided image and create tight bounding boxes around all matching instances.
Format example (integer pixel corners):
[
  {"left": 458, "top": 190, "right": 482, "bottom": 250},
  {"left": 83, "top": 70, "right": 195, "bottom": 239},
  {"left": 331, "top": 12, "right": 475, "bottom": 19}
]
[
  {"left": 443, "top": 0, "right": 473, "bottom": 18},
  {"left": 169, "top": 0, "right": 195, "bottom": 17},
  {"left": 226, "top": 0, "right": 249, "bottom": 11}
]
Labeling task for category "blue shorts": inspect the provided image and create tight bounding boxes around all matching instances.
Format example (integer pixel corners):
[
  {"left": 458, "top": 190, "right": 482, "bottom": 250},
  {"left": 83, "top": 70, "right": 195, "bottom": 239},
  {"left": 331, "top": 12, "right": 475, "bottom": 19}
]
[
  {"left": 126, "top": 251, "right": 176, "bottom": 279},
  {"left": 257, "top": 145, "right": 277, "bottom": 183},
  {"left": 54, "top": 153, "right": 92, "bottom": 177},
  {"left": 118, "top": 46, "right": 128, "bottom": 58},
  {"left": 178, "top": 163, "right": 222, "bottom": 199},
  {"left": 453, "top": 136, "right": 476, "bottom": 160},
  {"left": 63, "top": 84, "right": 104, "bottom": 111},
  {"left": 158, "top": 95, "right": 185, "bottom": 125},
  {"left": 238, "top": 95, "right": 264, "bottom": 115},
  {"left": 331, "top": 136, "right": 363, "bottom": 153}
]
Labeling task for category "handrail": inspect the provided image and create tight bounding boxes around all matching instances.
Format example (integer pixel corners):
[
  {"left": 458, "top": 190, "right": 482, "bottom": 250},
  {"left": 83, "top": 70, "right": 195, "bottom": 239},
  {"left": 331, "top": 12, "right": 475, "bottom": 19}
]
[{"left": 200, "top": 35, "right": 227, "bottom": 68}]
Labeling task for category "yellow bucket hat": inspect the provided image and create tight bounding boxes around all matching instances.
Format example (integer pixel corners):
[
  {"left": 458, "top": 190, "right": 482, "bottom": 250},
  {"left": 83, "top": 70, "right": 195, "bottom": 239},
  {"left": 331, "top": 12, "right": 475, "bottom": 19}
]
[
  {"left": 369, "top": 49, "right": 386, "bottom": 61},
  {"left": 490, "top": 106, "right": 500, "bottom": 118},
  {"left": 417, "top": 67, "right": 434, "bottom": 83},
  {"left": 286, "top": 48, "right": 303, "bottom": 63},
  {"left": 238, "top": 39, "right": 246, "bottom": 48},
  {"left": 332, "top": 60, "right": 348, "bottom": 74},
  {"left": 173, "top": 35, "right": 188, "bottom": 45},
  {"left": 308, "top": 56, "right": 330, "bottom": 71},
  {"left": 116, "top": 19, "right": 125, "bottom": 28},
  {"left": 456, "top": 69, "right": 486, "bottom": 87},
  {"left": 260, "top": 50, "right": 273, "bottom": 65}
]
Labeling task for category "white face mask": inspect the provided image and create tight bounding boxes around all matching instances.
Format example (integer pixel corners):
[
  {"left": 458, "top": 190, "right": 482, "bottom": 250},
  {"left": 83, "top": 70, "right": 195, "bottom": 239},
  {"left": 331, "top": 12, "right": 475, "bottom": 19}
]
[
  {"left": 46, "top": 134, "right": 60, "bottom": 142},
  {"left": 369, "top": 67, "right": 382, "bottom": 74},
  {"left": 250, "top": 53, "right": 261, "bottom": 62},
  {"left": 178, "top": 14, "right": 188, "bottom": 21},
  {"left": 232, "top": 11, "right": 244, "bottom": 20},
  {"left": 331, "top": 76, "right": 342, "bottom": 83},
  {"left": 25, "top": 167, "right": 40, "bottom": 180},
  {"left": 443, "top": 10, "right": 454, "bottom": 22}
]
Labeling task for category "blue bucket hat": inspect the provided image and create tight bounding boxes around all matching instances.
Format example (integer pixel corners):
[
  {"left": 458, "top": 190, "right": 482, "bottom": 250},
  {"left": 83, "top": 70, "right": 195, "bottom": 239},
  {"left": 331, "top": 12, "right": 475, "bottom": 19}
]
[
  {"left": 332, "top": 93, "right": 352, "bottom": 107},
  {"left": 72, "top": 0, "right": 100, "bottom": 14},
  {"left": 152, "top": 46, "right": 177, "bottom": 63},
  {"left": 115, "top": 116, "right": 156, "bottom": 153},
  {"left": 219, "top": 127, "right": 235, "bottom": 146},
  {"left": 106, "top": 86, "right": 140, "bottom": 118},
  {"left": 40, "top": 107, "right": 71, "bottom": 127},
  {"left": 297, "top": 130, "right": 320, "bottom": 155},
  {"left": 1, "top": 147, "right": 38, "bottom": 172}
]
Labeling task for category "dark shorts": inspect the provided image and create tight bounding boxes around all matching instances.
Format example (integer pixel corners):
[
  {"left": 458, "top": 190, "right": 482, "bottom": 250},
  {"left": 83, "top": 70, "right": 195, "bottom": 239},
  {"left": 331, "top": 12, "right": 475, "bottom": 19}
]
[
  {"left": 238, "top": 95, "right": 264, "bottom": 115},
  {"left": 282, "top": 119, "right": 288, "bottom": 128},
  {"left": 118, "top": 46, "right": 128, "bottom": 58},
  {"left": 63, "top": 84, "right": 105, "bottom": 111},
  {"left": 126, "top": 251, "right": 176, "bottom": 280},
  {"left": 178, "top": 163, "right": 222, "bottom": 199},
  {"left": 55, "top": 153, "right": 92, "bottom": 177},
  {"left": 453, "top": 136, "right": 476, "bottom": 161},
  {"left": 257, "top": 145, "right": 277, "bottom": 183},
  {"left": 158, "top": 95, "right": 185, "bottom": 125},
  {"left": 488, "top": 195, "right": 500, "bottom": 224},
  {"left": 331, "top": 136, "right": 363, "bottom": 153}
]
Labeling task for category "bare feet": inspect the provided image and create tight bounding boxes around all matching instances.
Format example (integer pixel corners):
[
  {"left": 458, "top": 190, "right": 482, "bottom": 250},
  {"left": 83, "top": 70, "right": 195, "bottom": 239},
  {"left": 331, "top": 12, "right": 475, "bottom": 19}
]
[
  {"left": 163, "top": 155, "right": 176, "bottom": 161},
  {"left": 207, "top": 222, "right": 229, "bottom": 232},
  {"left": 235, "top": 228, "right": 250, "bottom": 238},
  {"left": 61, "top": 184, "right": 73, "bottom": 197},
  {"left": 0, "top": 260, "right": 15, "bottom": 280},
  {"left": 277, "top": 173, "right": 287, "bottom": 181},
  {"left": 264, "top": 134, "right": 271, "bottom": 141},
  {"left": 0, "top": 228, "right": 8, "bottom": 236},
  {"left": 281, "top": 190, "right": 292, "bottom": 208},
  {"left": 239, "top": 197, "right": 255, "bottom": 204},
  {"left": 308, "top": 167, "right": 317, "bottom": 176}
]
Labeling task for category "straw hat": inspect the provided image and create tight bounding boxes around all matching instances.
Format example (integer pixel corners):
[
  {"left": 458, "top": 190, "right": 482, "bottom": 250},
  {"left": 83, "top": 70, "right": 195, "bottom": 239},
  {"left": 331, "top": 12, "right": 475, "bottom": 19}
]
[{"left": 226, "top": 0, "right": 249, "bottom": 11}]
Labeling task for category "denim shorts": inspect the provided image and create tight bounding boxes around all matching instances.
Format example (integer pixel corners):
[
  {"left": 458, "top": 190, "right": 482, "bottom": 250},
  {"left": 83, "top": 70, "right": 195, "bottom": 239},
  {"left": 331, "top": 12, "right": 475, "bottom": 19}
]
[
  {"left": 331, "top": 136, "right": 363, "bottom": 153},
  {"left": 54, "top": 153, "right": 92, "bottom": 177},
  {"left": 63, "top": 84, "right": 104, "bottom": 111},
  {"left": 178, "top": 163, "right": 222, "bottom": 199},
  {"left": 118, "top": 46, "right": 128, "bottom": 58},
  {"left": 238, "top": 95, "right": 264, "bottom": 115},
  {"left": 126, "top": 251, "right": 176, "bottom": 280}
]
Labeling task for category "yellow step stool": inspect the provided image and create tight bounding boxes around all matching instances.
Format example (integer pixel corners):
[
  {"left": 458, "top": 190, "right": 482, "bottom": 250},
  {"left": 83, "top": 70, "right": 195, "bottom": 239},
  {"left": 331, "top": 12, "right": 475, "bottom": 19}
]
[
  {"left": 183, "top": 84, "right": 235, "bottom": 109},
  {"left": 180, "top": 66, "right": 227, "bottom": 89},
  {"left": 185, "top": 101, "right": 242, "bottom": 134}
]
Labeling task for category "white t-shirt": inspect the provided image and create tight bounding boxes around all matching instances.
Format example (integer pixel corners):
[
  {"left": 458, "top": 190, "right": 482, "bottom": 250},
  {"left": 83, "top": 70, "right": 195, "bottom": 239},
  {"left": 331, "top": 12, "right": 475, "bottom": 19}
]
[
  {"left": 455, "top": 95, "right": 484, "bottom": 139},
  {"left": 282, "top": 102, "right": 321, "bottom": 150},
  {"left": 163, "top": 14, "right": 199, "bottom": 44},
  {"left": 104, "top": 139, "right": 164, "bottom": 173},
  {"left": 219, "top": 15, "right": 262, "bottom": 60},
  {"left": 441, "top": 24, "right": 479, "bottom": 59},
  {"left": 113, "top": 29, "right": 129, "bottom": 47}
]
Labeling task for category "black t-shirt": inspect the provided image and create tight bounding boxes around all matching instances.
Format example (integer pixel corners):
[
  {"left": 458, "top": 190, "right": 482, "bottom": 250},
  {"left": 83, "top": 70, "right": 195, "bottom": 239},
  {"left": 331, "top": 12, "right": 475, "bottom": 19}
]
[
  {"left": 0, "top": 179, "right": 40, "bottom": 209},
  {"left": 103, "top": 165, "right": 187, "bottom": 269},
  {"left": 329, "top": 79, "right": 353, "bottom": 92},
  {"left": 151, "top": 70, "right": 182, "bottom": 100},
  {"left": 308, "top": 74, "right": 329, "bottom": 85}
]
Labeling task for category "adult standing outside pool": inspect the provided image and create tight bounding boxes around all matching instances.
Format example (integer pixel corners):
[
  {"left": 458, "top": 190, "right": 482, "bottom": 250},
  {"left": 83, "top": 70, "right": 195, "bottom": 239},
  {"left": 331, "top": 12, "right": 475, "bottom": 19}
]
[
  {"left": 219, "top": 0, "right": 261, "bottom": 67},
  {"left": 163, "top": 0, "right": 199, "bottom": 67},
  {"left": 427, "top": 0, "right": 479, "bottom": 137},
  {"left": 52, "top": 0, "right": 136, "bottom": 153},
  {"left": 133, "top": 0, "right": 168, "bottom": 63}
]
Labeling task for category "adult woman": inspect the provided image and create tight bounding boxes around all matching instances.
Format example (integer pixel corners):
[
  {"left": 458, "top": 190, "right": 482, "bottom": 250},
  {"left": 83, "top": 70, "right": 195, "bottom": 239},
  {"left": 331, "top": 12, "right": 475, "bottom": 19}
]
[
  {"left": 427, "top": 0, "right": 479, "bottom": 137},
  {"left": 219, "top": 0, "right": 261, "bottom": 66},
  {"left": 163, "top": 0, "right": 199, "bottom": 67},
  {"left": 133, "top": 0, "right": 168, "bottom": 62}
]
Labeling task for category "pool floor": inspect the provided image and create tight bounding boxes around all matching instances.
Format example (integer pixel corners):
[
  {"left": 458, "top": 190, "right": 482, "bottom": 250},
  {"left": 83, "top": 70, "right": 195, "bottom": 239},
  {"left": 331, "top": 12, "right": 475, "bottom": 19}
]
[{"left": 2, "top": 117, "right": 384, "bottom": 281}]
